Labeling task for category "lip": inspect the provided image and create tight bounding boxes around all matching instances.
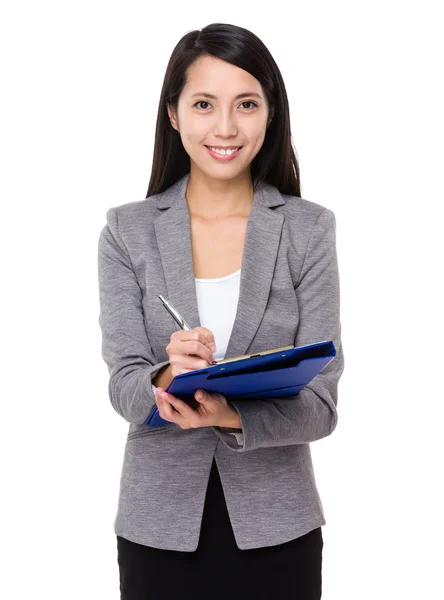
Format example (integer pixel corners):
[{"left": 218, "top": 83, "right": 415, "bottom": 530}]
[{"left": 205, "top": 146, "right": 243, "bottom": 161}]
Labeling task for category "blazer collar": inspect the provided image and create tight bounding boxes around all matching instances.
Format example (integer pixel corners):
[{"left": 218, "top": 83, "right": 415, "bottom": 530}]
[{"left": 153, "top": 173, "right": 286, "bottom": 360}]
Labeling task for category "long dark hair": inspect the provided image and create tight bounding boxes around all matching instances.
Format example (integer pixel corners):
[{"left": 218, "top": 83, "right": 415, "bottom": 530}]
[{"left": 146, "top": 23, "right": 301, "bottom": 199}]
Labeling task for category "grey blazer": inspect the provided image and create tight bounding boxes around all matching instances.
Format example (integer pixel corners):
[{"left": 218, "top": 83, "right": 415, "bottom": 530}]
[{"left": 97, "top": 172, "right": 344, "bottom": 551}]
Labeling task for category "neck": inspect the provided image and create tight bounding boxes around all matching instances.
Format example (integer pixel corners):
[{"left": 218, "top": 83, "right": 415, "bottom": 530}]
[{"left": 185, "top": 168, "right": 254, "bottom": 219}]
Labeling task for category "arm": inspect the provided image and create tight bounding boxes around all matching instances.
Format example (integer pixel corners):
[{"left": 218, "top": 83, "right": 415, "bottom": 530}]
[
  {"left": 212, "top": 208, "right": 345, "bottom": 452},
  {"left": 98, "top": 207, "right": 170, "bottom": 424}
]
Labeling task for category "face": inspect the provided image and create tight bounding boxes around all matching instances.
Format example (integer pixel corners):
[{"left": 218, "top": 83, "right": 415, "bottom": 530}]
[{"left": 167, "top": 54, "right": 273, "bottom": 182}]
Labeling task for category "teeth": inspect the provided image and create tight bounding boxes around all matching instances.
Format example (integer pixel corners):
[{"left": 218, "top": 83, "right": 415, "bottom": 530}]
[{"left": 209, "top": 147, "right": 240, "bottom": 156}]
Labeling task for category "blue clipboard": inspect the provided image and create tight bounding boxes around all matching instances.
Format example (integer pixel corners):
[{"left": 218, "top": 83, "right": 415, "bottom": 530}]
[{"left": 144, "top": 339, "right": 336, "bottom": 427}]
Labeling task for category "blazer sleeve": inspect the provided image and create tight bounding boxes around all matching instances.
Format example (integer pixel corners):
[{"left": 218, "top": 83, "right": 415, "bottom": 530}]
[
  {"left": 98, "top": 207, "right": 170, "bottom": 424},
  {"left": 212, "top": 207, "right": 345, "bottom": 452}
]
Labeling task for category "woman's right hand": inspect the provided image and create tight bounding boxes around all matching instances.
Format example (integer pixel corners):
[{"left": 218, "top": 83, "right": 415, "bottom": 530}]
[{"left": 166, "top": 327, "right": 217, "bottom": 378}]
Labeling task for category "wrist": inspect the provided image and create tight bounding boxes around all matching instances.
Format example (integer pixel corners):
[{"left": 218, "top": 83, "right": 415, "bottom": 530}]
[
  {"left": 152, "top": 363, "right": 173, "bottom": 389},
  {"left": 222, "top": 403, "right": 242, "bottom": 429}
]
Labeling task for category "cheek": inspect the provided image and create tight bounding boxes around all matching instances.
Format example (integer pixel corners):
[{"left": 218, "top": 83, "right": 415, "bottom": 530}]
[
  {"left": 178, "top": 112, "right": 206, "bottom": 137},
  {"left": 244, "top": 125, "right": 267, "bottom": 157},
  {"left": 245, "top": 118, "right": 267, "bottom": 142},
  {"left": 181, "top": 126, "right": 208, "bottom": 153}
]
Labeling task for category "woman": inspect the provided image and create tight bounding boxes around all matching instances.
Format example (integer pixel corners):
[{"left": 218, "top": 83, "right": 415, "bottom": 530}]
[{"left": 98, "top": 22, "right": 344, "bottom": 599}]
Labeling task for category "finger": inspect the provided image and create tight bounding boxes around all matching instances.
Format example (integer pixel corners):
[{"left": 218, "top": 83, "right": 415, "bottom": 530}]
[
  {"left": 156, "top": 396, "right": 177, "bottom": 423},
  {"left": 194, "top": 389, "right": 224, "bottom": 403},
  {"left": 157, "top": 389, "right": 188, "bottom": 419},
  {"left": 161, "top": 391, "right": 194, "bottom": 418},
  {"left": 167, "top": 335, "right": 214, "bottom": 366},
  {"left": 169, "top": 352, "right": 212, "bottom": 372},
  {"left": 174, "top": 326, "right": 213, "bottom": 344},
  {"left": 187, "top": 334, "right": 215, "bottom": 361},
  {"left": 196, "top": 327, "right": 217, "bottom": 352},
  {"left": 195, "top": 389, "right": 205, "bottom": 401},
  {"left": 157, "top": 394, "right": 197, "bottom": 429},
  {"left": 172, "top": 327, "right": 216, "bottom": 353}
]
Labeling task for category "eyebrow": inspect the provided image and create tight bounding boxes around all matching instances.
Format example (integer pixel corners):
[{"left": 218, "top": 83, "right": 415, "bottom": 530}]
[{"left": 190, "top": 92, "right": 262, "bottom": 100}]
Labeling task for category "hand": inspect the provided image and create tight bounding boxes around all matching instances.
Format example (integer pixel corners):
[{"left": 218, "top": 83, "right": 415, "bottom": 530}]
[
  {"left": 166, "top": 326, "right": 216, "bottom": 378},
  {"left": 155, "top": 387, "right": 240, "bottom": 429}
]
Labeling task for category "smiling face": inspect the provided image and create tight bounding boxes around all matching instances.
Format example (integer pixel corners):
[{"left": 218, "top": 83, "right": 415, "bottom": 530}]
[{"left": 167, "top": 54, "right": 273, "bottom": 182}]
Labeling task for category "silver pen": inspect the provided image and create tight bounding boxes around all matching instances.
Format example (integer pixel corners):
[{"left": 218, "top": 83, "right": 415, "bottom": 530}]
[
  {"left": 158, "top": 294, "right": 192, "bottom": 330},
  {"left": 158, "top": 294, "right": 217, "bottom": 365}
]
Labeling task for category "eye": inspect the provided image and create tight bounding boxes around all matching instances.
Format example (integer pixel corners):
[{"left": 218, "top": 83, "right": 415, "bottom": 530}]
[
  {"left": 193, "top": 100, "right": 259, "bottom": 111},
  {"left": 239, "top": 101, "right": 258, "bottom": 110},
  {"left": 194, "top": 101, "right": 211, "bottom": 110}
]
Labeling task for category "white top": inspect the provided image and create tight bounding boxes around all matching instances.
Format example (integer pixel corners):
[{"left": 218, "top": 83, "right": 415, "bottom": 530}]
[{"left": 194, "top": 268, "right": 241, "bottom": 362}]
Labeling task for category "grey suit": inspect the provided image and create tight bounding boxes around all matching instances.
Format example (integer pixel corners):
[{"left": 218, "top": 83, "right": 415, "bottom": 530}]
[{"left": 97, "top": 172, "right": 344, "bottom": 551}]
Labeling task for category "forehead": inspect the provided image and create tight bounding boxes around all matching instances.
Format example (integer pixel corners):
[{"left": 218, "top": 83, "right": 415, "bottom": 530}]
[{"left": 183, "top": 55, "right": 262, "bottom": 97}]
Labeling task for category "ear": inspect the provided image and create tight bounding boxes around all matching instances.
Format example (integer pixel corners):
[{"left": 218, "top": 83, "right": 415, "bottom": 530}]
[{"left": 167, "top": 102, "right": 179, "bottom": 132}]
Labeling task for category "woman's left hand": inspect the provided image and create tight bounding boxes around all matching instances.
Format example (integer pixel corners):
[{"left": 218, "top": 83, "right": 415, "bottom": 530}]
[{"left": 155, "top": 387, "right": 240, "bottom": 429}]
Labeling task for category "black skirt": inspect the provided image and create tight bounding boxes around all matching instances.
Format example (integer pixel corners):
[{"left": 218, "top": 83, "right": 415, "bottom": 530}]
[{"left": 117, "top": 457, "right": 323, "bottom": 600}]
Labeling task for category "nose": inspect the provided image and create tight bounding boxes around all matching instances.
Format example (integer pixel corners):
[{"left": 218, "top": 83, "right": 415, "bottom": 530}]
[{"left": 213, "top": 109, "right": 238, "bottom": 137}]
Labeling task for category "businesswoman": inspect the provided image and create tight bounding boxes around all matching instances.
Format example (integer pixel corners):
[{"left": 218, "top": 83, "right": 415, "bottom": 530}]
[{"left": 98, "top": 22, "right": 344, "bottom": 600}]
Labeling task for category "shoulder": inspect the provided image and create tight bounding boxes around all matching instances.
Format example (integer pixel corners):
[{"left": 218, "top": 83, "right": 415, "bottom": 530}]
[
  {"left": 277, "top": 191, "right": 336, "bottom": 233},
  {"left": 103, "top": 194, "right": 162, "bottom": 238}
]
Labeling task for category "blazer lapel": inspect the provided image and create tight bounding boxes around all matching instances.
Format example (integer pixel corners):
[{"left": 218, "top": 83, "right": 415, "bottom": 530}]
[{"left": 154, "top": 173, "right": 286, "bottom": 360}]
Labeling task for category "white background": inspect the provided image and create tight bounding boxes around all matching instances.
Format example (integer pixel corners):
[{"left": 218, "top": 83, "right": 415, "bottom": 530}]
[{"left": 1, "top": 1, "right": 443, "bottom": 598}]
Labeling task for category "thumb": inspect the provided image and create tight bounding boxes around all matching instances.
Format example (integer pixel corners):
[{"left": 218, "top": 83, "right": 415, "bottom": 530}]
[{"left": 194, "top": 389, "right": 206, "bottom": 401}]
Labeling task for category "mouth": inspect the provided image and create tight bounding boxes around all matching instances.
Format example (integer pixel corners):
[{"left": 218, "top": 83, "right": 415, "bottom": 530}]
[{"left": 204, "top": 145, "right": 243, "bottom": 161}]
